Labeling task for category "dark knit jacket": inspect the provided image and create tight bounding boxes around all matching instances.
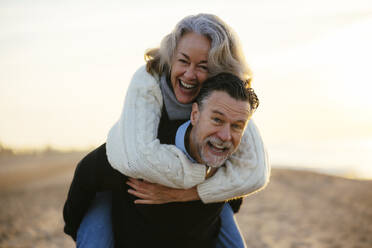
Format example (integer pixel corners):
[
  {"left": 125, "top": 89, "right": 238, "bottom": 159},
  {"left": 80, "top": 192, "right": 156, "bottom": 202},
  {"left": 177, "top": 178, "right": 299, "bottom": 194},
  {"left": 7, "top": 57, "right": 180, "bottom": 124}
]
[
  {"left": 111, "top": 108, "right": 223, "bottom": 248},
  {"left": 63, "top": 107, "right": 242, "bottom": 247}
]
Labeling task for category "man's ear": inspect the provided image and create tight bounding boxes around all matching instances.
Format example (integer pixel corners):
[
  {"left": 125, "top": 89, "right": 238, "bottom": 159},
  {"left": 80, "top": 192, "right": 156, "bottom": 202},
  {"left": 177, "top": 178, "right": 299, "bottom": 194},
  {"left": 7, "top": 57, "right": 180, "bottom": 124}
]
[{"left": 190, "top": 102, "right": 200, "bottom": 126}]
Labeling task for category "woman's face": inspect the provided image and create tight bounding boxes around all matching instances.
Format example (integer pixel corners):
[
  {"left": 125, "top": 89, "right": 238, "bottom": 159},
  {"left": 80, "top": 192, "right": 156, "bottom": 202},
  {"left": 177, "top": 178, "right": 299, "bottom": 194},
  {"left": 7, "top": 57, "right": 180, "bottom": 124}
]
[{"left": 170, "top": 32, "right": 211, "bottom": 104}]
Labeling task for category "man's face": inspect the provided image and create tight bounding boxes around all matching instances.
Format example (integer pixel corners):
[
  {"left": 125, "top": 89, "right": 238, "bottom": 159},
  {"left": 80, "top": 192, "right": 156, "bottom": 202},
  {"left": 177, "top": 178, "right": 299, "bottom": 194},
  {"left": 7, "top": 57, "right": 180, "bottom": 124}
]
[{"left": 189, "top": 91, "right": 251, "bottom": 168}]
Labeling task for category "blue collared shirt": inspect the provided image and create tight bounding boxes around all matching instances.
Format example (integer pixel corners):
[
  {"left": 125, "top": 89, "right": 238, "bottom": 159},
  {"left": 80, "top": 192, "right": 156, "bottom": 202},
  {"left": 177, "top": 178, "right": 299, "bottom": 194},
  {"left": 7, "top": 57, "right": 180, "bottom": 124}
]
[{"left": 175, "top": 120, "right": 196, "bottom": 163}]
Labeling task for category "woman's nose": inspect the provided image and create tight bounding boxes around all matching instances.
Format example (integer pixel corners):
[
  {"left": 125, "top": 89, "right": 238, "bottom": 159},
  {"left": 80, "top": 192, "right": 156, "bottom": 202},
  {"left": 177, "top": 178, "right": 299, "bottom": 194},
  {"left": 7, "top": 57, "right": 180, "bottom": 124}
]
[{"left": 184, "top": 66, "right": 196, "bottom": 80}]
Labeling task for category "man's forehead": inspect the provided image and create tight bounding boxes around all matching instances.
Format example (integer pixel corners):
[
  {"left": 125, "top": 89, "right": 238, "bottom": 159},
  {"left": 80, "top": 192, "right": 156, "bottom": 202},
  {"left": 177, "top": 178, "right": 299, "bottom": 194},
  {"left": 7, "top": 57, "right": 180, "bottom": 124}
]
[{"left": 203, "top": 91, "right": 250, "bottom": 121}]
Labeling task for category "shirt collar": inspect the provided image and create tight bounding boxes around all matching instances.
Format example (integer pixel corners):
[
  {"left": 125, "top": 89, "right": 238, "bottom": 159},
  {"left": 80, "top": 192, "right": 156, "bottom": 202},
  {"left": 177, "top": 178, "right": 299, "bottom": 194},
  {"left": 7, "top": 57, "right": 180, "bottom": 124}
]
[{"left": 175, "top": 120, "right": 195, "bottom": 162}]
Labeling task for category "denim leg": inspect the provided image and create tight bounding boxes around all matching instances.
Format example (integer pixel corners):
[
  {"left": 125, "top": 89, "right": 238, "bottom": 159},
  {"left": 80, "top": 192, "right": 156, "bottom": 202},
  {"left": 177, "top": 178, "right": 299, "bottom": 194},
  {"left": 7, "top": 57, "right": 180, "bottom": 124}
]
[
  {"left": 216, "top": 203, "right": 246, "bottom": 248},
  {"left": 76, "top": 191, "right": 114, "bottom": 248}
]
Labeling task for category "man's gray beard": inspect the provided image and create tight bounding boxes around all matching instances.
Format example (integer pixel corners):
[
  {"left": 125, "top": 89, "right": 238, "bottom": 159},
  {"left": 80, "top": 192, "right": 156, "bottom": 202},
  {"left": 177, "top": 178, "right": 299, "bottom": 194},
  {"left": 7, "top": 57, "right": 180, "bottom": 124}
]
[
  {"left": 201, "top": 151, "right": 229, "bottom": 168},
  {"left": 199, "top": 136, "right": 233, "bottom": 168}
]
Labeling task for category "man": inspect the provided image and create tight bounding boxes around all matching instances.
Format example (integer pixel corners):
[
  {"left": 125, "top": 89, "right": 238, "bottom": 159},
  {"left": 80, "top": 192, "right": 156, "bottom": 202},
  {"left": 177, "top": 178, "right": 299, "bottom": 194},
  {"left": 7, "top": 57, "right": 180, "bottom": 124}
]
[{"left": 111, "top": 73, "right": 259, "bottom": 247}]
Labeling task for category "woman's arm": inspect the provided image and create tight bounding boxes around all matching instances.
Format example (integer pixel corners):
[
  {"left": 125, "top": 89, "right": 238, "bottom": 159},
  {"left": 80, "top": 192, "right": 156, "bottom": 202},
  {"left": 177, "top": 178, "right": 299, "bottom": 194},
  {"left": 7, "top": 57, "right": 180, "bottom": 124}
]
[
  {"left": 106, "top": 66, "right": 269, "bottom": 201},
  {"left": 197, "top": 120, "right": 270, "bottom": 203},
  {"left": 106, "top": 66, "right": 206, "bottom": 189},
  {"left": 125, "top": 121, "right": 270, "bottom": 204}
]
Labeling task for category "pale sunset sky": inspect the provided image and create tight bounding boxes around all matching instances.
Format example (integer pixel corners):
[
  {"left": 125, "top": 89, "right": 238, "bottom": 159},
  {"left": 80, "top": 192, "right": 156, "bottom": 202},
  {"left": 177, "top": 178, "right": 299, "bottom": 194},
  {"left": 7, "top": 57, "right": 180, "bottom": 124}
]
[{"left": 1, "top": 0, "right": 372, "bottom": 178}]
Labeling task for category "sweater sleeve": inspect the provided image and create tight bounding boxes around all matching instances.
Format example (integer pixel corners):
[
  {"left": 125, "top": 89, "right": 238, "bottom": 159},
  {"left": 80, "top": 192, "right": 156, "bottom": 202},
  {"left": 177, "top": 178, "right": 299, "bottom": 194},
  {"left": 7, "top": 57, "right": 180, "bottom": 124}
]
[
  {"left": 106, "top": 66, "right": 206, "bottom": 189},
  {"left": 196, "top": 119, "right": 270, "bottom": 203}
]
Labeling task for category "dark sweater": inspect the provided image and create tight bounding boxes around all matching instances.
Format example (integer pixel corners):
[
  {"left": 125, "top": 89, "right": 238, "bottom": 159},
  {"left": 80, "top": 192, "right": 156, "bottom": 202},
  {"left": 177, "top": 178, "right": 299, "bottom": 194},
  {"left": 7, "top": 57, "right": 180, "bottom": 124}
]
[
  {"left": 111, "top": 108, "right": 223, "bottom": 248},
  {"left": 63, "top": 107, "right": 241, "bottom": 247}
]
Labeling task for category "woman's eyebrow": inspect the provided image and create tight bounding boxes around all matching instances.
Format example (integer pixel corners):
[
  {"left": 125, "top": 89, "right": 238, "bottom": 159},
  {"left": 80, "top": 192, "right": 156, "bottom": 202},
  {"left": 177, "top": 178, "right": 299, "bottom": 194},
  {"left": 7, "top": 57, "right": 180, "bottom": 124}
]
[
  {"left": 181, "top": 53, "right": 190, "bottom": 60},
  {"left": 181, "top": 53, "right": 208, "bottom": 64}
]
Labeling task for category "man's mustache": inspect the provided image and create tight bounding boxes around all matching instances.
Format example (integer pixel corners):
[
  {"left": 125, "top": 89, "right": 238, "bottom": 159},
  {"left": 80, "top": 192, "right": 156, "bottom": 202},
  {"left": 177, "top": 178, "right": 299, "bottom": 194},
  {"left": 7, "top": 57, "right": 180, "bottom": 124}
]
[{"left": 206, "top": 136, "right": 233, "bottom": 150}]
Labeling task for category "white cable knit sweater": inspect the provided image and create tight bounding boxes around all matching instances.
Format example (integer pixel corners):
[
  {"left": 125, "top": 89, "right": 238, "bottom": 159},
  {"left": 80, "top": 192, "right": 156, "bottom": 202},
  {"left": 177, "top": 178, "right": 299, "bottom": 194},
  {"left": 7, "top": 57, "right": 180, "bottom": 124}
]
[{"left": 106, "top": 65, "right": 270, "bottom": 203}]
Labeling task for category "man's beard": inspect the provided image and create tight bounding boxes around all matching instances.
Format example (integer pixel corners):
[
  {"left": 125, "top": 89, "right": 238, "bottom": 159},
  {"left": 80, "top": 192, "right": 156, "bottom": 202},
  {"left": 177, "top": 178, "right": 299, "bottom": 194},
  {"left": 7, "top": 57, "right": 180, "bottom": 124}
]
[{"left": 198, "top": 136, "right": 234, "bottom": 168}]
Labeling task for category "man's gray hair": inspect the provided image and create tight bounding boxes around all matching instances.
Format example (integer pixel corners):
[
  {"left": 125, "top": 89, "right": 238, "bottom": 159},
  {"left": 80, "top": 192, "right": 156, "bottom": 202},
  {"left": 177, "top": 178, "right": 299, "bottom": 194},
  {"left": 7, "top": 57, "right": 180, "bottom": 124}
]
[{"left": 145, "top": 13, "right": 252, "bottom": 85}]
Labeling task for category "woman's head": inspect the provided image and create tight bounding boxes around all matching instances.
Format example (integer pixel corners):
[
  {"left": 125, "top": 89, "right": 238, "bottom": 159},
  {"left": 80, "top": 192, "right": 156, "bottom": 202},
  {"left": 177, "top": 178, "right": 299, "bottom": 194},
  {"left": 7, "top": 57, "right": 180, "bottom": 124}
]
[{"left": 145, "top": 13, "right": 251, "bottom": 104}]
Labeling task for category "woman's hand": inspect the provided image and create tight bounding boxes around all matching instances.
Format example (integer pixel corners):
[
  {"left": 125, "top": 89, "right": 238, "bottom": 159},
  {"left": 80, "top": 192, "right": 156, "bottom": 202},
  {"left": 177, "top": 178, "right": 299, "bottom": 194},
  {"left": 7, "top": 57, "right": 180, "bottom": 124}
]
[{"left": 126, "top": 178, "right": 200, "bottom": 204}]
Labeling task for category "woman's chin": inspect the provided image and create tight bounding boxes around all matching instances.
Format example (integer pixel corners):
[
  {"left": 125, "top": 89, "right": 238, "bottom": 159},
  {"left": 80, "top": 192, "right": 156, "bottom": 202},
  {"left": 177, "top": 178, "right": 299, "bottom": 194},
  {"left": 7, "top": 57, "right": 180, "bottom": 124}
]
[{"left": 174, "top": 87, "right": 198, "bottom": 104}]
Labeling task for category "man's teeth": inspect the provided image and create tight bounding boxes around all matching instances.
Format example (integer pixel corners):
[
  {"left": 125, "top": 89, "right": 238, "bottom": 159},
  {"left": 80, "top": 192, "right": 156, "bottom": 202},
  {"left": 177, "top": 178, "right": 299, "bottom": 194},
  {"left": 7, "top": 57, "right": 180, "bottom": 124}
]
[
  {"left": 213, "top": 143, "right": 225, "bottom": 149},
  {"left": 209, "top": 142, "right": 226, "bottom": 150},
  {"left": 180, "top": 80, "right": 196, "bottom": 89}
]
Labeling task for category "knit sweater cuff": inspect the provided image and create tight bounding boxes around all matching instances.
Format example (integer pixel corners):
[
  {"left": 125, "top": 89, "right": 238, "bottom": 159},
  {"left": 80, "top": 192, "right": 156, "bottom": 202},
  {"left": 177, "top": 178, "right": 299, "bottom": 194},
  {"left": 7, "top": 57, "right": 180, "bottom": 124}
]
[
  {"left": 189, "top": 164, "right": 207, "bottom": 187},
  {"left": 196, "top": 181, "right": 225, "bottom": 203}
]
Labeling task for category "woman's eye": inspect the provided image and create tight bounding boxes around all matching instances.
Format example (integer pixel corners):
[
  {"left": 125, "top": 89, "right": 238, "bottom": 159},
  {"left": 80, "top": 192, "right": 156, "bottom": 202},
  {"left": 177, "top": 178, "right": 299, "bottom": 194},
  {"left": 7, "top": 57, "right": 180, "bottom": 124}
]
[
  {"left": 179, "top": 59, "right": 188, "bottom": 64},
  {"left": 199, "top": 65, "right": 208, "bottom": 71}
]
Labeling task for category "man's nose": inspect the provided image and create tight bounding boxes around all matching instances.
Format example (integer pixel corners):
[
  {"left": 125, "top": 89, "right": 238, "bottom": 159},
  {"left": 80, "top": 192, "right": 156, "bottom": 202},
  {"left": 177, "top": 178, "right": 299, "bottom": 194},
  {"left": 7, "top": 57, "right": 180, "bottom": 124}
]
[
  {"left": 184, "top": 65, "right": 196, "bottom": 80},
  {"left": 217, "top": 125, "right": 232, "bottom": 142}
]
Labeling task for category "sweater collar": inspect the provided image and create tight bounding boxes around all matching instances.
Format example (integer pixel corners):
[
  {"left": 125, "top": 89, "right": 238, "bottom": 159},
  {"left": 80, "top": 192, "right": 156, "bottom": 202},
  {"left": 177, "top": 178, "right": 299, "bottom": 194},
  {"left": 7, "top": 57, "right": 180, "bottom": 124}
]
[
  {"left": 175, "top": 120, "right": 195, "bottom": 162},
  {"left": 159, "top": 74, "right": 192, "bottom": 121}
]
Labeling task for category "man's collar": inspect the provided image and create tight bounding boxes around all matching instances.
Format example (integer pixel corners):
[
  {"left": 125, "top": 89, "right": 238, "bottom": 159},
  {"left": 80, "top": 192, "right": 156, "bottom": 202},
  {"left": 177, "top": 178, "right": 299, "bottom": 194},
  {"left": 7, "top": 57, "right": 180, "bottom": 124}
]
[{"left": 175, "top": 120, "right": 196, "bottom": 162}]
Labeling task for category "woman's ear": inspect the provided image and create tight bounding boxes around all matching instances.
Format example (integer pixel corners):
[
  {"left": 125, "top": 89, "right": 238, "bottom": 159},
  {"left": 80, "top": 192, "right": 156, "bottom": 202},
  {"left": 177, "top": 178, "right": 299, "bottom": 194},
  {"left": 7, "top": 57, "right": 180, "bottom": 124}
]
[{"left": 190, "top": 102, "right": 200, "bottom": 126}]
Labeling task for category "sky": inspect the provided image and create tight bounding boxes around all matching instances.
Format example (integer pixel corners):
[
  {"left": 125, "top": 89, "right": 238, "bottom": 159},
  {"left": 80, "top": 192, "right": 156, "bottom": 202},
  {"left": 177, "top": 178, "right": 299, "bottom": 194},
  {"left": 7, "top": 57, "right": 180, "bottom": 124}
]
[{"left": 1, "top": 0, "right": 372, "bottom": 178}]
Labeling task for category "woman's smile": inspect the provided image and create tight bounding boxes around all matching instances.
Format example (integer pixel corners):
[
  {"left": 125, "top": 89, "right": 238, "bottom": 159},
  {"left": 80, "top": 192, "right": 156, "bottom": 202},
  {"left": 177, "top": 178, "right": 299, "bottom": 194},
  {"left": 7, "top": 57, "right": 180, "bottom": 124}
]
[{"left": 170, "top": 32, "right": 210, "bottom": 104}]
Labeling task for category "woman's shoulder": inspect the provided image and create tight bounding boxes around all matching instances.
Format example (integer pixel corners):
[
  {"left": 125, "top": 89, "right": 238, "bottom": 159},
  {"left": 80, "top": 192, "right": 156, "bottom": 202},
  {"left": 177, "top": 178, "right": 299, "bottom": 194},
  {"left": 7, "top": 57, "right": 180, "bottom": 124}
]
[
  {"left": 126, "top": 65, "right": 163, "bottom": 102},
  {"left": 130, "top": 65, "right": 160, "bottom": 88}
]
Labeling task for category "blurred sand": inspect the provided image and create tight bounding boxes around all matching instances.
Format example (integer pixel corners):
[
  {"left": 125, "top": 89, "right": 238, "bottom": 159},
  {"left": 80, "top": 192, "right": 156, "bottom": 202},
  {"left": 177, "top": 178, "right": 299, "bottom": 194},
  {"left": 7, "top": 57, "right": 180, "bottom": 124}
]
[{"left": 0, "top": 153, "right": 371, "bottom": 248}]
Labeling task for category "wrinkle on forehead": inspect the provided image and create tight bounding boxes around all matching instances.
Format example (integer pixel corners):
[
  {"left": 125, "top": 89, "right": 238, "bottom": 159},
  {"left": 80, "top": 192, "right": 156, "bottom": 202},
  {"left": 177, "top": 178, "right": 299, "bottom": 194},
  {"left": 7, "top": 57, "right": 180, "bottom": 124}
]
[
  {"left": 203, "top": 91, "right": 250, "bottom": 123},
  {"left": 211, "top": 102, "right": 250, "bottom": 122}
]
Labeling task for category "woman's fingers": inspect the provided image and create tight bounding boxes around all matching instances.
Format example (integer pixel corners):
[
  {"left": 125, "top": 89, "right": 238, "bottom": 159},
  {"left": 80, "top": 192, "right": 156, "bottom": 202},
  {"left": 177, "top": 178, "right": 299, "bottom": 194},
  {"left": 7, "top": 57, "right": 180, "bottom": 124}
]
[
  {"left": 126, "top": 178, "right": 174, "bottom": 204},
  {"left": 127, "top": 188, "right": 166, "bottom": 204},
  {"left": 125, "top": 177, "right": 196, "bottom": 204},
  {"left": 126, "top": 178, "right": 153, "bottom": 194},
  {"left": 134, "top": 199, "right": 161, "bottom": 204},
  {"left": 127, "top": 188, "right": 152, "bottom": 200}
]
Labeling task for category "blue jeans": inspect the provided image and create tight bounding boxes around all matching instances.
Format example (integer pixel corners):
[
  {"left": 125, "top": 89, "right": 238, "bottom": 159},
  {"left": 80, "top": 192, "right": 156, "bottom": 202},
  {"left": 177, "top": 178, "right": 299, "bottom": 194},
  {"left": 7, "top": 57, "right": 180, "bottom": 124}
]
[
  {"left": 77, "top": 192, "right": 246, "bottom": 248},
  {"left": 76, "top": 192, "right": 114, "bottom": 248}
]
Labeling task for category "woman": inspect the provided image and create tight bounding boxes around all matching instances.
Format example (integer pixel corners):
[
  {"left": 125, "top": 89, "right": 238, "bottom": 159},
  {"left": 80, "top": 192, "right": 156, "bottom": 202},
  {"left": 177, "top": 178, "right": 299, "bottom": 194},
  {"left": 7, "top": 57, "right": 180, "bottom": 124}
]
[{"left": 64, "top": 13, "right": 269, "bottom": 247}]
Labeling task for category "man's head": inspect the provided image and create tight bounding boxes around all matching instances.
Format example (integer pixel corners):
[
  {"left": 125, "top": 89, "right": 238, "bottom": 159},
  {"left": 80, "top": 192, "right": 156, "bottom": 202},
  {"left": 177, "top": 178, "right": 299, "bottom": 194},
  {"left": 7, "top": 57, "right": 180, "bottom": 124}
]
[{"left": 188, "top": 73, "right": 259, "bottom": 168}]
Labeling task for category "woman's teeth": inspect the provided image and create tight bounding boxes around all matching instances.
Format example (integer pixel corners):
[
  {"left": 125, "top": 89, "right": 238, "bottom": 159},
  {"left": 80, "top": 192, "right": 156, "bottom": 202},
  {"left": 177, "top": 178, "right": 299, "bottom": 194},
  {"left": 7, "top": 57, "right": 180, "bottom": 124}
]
[{"left": 179, "top": 80, "right": 196, "bottom": 89}]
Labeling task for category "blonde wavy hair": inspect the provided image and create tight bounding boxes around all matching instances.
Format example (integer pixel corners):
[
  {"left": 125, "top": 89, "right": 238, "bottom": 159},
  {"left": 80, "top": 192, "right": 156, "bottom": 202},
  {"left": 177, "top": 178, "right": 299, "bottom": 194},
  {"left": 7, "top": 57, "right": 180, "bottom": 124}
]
[{"left": 145, "top": 13, "right": 252, "bottom": 86}]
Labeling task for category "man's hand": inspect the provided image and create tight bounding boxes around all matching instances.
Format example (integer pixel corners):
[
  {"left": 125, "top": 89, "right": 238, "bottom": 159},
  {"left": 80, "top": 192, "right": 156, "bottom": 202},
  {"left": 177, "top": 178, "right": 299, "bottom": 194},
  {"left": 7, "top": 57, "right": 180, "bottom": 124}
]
[{"left": 126, "top": 178, "right": 200, "bottom": 204}]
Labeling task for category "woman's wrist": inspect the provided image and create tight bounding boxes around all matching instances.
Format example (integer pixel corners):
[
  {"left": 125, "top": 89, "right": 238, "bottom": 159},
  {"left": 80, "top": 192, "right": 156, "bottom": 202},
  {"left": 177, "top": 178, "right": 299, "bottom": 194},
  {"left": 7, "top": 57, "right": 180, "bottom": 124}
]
[{"left": 178, "top": 186, "right": 200, "bottom": 202}]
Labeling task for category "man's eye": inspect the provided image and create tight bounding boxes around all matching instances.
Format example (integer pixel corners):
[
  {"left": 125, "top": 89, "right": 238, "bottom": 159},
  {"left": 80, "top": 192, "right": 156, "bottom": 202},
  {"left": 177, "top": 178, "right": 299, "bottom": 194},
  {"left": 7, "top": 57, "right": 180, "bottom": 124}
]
[
  {"left": 213, "top": 118, "right": 222, "bottom": 123},
  {"left": 232, "top": 124, "right": 243, "bottom": 131}
]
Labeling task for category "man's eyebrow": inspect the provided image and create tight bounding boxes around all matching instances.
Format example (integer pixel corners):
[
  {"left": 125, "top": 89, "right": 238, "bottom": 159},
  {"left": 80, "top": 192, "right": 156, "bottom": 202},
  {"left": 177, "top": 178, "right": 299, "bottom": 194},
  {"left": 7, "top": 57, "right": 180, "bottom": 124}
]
[
  {"left": 212, "top": 110, "right": 225, "bottom": 116},
  {"left": 181, "top": 53, "right": 208, "bottom": 64},
  {"left": 212, "top": 110, "right": 247, "bottom": 124}
]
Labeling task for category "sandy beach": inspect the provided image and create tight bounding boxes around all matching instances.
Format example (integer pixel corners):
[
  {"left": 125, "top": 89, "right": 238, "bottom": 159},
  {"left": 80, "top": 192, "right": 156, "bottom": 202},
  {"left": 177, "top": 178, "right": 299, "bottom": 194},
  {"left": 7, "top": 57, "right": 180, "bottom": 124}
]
[{"left": 0, "top": 152, "right": 371, "bottom": 248}]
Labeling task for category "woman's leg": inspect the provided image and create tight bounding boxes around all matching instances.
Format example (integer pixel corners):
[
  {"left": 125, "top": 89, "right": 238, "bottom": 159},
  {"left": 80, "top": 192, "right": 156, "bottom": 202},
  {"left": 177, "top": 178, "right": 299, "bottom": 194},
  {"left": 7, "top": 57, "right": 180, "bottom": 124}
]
[
  {"left": 76, "top": 192, "right": 114, "bottom": 248},
  {"left": 63, "top": 144, "right": 124, "bottom": 240},
  {"left": 216, "top": 203, "right": 246, "bottom": 248}
]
